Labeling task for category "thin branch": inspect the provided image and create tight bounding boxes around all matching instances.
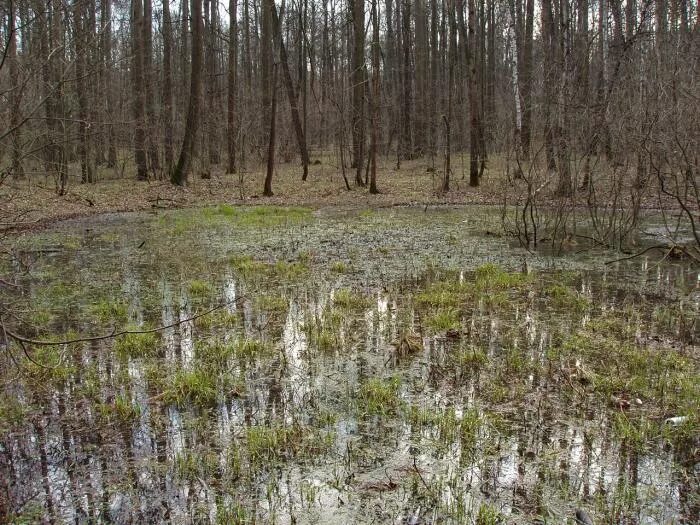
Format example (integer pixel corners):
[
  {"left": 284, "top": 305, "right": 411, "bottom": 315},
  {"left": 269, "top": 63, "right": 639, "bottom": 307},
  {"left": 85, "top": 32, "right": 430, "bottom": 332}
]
[{"left": 4, "top": 296, "right": 246, "bottom": 347}]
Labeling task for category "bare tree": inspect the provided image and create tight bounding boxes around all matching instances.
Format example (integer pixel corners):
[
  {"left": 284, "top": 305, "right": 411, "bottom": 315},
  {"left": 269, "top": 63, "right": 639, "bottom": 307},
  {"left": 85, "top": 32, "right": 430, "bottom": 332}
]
[{"left": 171, "top": 0, "right": 203, "bottom": 185}]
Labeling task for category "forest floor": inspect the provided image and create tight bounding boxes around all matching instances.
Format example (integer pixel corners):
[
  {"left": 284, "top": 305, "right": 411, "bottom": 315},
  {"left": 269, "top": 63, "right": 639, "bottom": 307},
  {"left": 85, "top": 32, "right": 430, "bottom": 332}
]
[{"left": 0, "top": 152, "right": 675, "bottom": 232}]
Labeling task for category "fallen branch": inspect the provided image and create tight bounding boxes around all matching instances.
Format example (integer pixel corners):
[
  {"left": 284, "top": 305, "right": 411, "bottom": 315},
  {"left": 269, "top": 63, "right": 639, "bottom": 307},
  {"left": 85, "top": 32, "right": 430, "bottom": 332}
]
[{"left": 3, "top": 296, "right": 246, "bottom": 347}]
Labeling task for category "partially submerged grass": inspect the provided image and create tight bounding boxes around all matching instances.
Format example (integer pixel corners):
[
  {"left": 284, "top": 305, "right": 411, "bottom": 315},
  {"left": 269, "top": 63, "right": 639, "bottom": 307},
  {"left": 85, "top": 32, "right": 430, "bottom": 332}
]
[
  {"left": 358, "top": 377, "right": 403, "bottom": 416},
  {"left": 333, "top": 287, "right": 372, "bottom": 309},
  {"left": 114, "top": 327, "right": 160, "bottom": 358}
]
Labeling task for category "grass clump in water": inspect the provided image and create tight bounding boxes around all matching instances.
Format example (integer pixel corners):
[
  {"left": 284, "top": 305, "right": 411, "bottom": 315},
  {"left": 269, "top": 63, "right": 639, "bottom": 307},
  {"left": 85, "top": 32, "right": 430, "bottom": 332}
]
[
  {"left": 230, "top": 255, "right": 268, "bottom": 276},
  {"left": 271, "top": 260, "right": 309, "bottom": 280},
  {"left": 476, "top": 503, "right": 504, "bottom": 525},
  {"left": 96, "top": 394, "right": 141, "bottom": 427},
  {"left": 546, "top": 283, "right": 590, "bottom": 311},
  {"left": 89, "top": 297, "right": 129, "bottom": 325},
  {"left": 331, "top": 261, "right": 348, "bottom": 274},
  {"left": 194, "top": 308, "right": 238, "bottom": 330},
  {"left": 453, "top": 345, "right": 488, "bottom": 369},
  {"left": 333, "top": 288, "right": 372, "bottom": 309},
  {"left": 426, "top": 308, "right": 460, "bottom": 333},
  {"left": 233, "top": 338, "right": 273, "bottom": 359},
  {"left": 188, "top": 279, "right": 214, "bottom": 298},
  {"left": 114, "top": 328, "right": 159, "bottom": 358},
  {"left": 164, "top": 367, "right": 219, "bottom": 408},
  {"left": 358, "top": 377, "right": 403, "bottom": 415},
  {"left": 415, "top": 280, "right": 469, "bottom": 308},
  {"left": 246, "top": 424, "right": 333, "bottom": 468},
  {"left": 475, "top": 263, "right": 529, "bottom": 290}
]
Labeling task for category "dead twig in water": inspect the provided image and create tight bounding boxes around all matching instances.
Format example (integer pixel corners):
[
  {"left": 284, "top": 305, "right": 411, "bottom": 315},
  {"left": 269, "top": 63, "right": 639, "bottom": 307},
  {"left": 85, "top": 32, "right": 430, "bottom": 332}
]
[{"left": 3, "top": 296, "right": 247, "bottom": 347}]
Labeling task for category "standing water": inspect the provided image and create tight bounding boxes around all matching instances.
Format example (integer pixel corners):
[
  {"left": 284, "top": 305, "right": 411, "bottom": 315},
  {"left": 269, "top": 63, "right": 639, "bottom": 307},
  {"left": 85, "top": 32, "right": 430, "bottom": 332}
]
[{"left": 1, "top": 206, "right": 697, "bottom": 524}]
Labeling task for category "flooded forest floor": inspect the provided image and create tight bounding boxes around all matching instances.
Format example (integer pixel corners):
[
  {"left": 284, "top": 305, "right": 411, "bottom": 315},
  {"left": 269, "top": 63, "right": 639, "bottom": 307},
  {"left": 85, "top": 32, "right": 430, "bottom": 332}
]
[{"left": 0, "top": 203, "right": 698, "bottom": 523}]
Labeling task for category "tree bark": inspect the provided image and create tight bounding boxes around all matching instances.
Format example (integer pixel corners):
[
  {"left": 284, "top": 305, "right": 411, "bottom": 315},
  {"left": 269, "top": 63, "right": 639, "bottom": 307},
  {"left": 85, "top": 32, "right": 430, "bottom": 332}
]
[
  {"left": 143, "top": 0, "right": 160, "bottom": 174},
  {"left": 369, "top": 0, "right": 380, "bottom": 194},
  {"left": 466, "top": 0, "right": 480, "bottom": 186},
  {"left": 351, "top": 0, "right": 366, "bottom": 184},
  {"left": 264, "top": 65, "right": 278, "bottom": 196},
  {"left": 131, "top": 0, "right": 148, "bottom": 180},
  {"left": 8, "top": 0, "right": 24, "bottom": 179},
  {"left": 162, "top": 0, "right": 175, "bottom": 176},
  {"left": 171, "top": 0, "right": 203, "bottom": 185},
  {"left": 227, "top": 0, "right": 238, "bottom": 174},
  {"left": 271, "top": 4, "right": 310, "bottom": 180}
]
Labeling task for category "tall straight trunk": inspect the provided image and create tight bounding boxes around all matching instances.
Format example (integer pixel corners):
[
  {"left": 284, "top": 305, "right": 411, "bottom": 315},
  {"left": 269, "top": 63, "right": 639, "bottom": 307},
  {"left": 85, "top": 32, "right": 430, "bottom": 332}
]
[
  {"left": 443, "top": 0, "right": 455, "bottom": 192},
  {"left": 271, "top": 4, "right": 310, "bottom": 180},
  {"left": 598, "top": 0, "right": 612, "bottom": 158},
  {"left": 261, "top": 0, "right": 273, "bottom": 149},
  {"left": 486, "top": 0, "right": 495, "bottom": 124},
  {"left": 131, "top": 0, "right": 148, "bottom": 180},
  {"left": 76, "top": 0, "right": 93, "bottom": 183},
  {"left": 227, "top": 0, "right": 238, "bottom": 173},
  {"left": 102, "top": 0, "right": 117, "bottom": 168},
  {"left": 143, "top": 0, "right": 160, "bottom": 174},
  {"left": 541, "top": 0, "right": 557, "bottom": 173},
  {"left": 414, "top": 0, "right": 428, "bottom": 154},
  {"left": 429, "top": 0, "right": 439, "bottom": 159},
  {"left": 466, "top": 0, "right": 480, "bottom": 186},
  {"left": 264, "top": 65, "right": 278, "bottom": 196},
  {"left": 369, "top": 0, "right": 380, "bottom": 193},
  {"left": 48, "top": 0, "right": 68, "bottom": 194},
  {"left": 171, "top": 0, "right": 203, "bottom": 185},
  {"left": 556, "top": 0, "right": 573, "bottom": 196},
  {"left": 8, "top": 0, "right": 24, "bottom": 179},
  {"left": 162, "top": 0, "right": 174, "bottom": 175},
  {"left": 206, "top": 0, "right": 220, "bottom": 167},
  {"left": 520, "top": 0, "right": 534, "bottom": 159},
  {"left": 400, "top": 0, "right": 412, "bottom": 159},
  {"left": 180, "top": 0, "right": 190, "bottom": 106},
  {"left": 351, "top": 0, "right": 366, "bottom": 184}
]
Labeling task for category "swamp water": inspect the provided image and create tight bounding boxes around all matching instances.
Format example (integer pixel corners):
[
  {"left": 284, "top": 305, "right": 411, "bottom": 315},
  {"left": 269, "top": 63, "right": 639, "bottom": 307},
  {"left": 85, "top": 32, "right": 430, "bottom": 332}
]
[{"left": 1, "top": 206, "right": 698, "bottom": 524}]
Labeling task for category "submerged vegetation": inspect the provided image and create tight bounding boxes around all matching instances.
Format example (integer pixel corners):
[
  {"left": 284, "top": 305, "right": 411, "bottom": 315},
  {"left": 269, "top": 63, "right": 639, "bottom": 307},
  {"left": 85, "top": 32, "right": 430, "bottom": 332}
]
[{"left": 0, "top": 206, "right": 697, "bottom": 524}]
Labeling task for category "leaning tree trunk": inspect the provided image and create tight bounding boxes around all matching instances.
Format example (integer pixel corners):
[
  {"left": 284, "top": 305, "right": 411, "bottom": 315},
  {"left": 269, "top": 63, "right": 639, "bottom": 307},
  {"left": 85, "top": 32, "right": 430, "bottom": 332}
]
[
  {"left": 271, "top": 4, "right": 310, "bottom": 181},
  {"left": 171, "top": 0, "right": 203, "bottom": 185}
]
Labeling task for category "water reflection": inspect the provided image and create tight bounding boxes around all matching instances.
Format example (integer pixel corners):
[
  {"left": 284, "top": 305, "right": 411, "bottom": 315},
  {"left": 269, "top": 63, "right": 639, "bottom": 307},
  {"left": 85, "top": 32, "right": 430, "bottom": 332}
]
[{"left": 1, "top": 213, "right": 698, "bottom": 525}]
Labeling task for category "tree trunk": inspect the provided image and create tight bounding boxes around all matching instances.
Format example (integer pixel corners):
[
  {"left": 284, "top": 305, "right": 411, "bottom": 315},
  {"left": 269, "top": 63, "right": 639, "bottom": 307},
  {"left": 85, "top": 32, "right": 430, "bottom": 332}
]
[
  {"left": 131, "top": 0, "right": 148, "bottom": 180},
  {"left": 264, "top": 65, "right": 278, "bottom": 196},
  {"left": 521, "top": 0, "right": 534, "bottom": 159},
  {"left": 143, "top": 0, "right": 160, "bottom": 174},
  {"left": 171, "top": 0, "right": 203, "bottom": 185},
  {"left": 102, "top": 0, "right": 117, "bottom": 168},
  {"left": 351, "top": 0, "right": 366, "bottom": 184},
  {"left": 76, "top": 0, "right": 93, "bottom": 183},
  {"left": 162, "top": 0, "right": 175, "bottom": 176},
  {"left": 541, "top": 0, "right": 557, "bottom": 174},
  {"left": 8, "top": 0, "right": 24, "bottom": 179},
  {"left": 400, "top": 0, "right": 412, "bottom": 160},
  {"left": 227, "top": 0, "right": 238, "bottom": 174},
  {"left": 556, "top": 0, "right": 573, "bottom": 196},
  {"left": 369, "top": 0, "right": 380, "bottom": 194},
  {"left": 271, "top": 4, "right": 310, "bottom": 180},
  {"left": 466, "top": 0, "right": 480, "bottom": 186}
]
